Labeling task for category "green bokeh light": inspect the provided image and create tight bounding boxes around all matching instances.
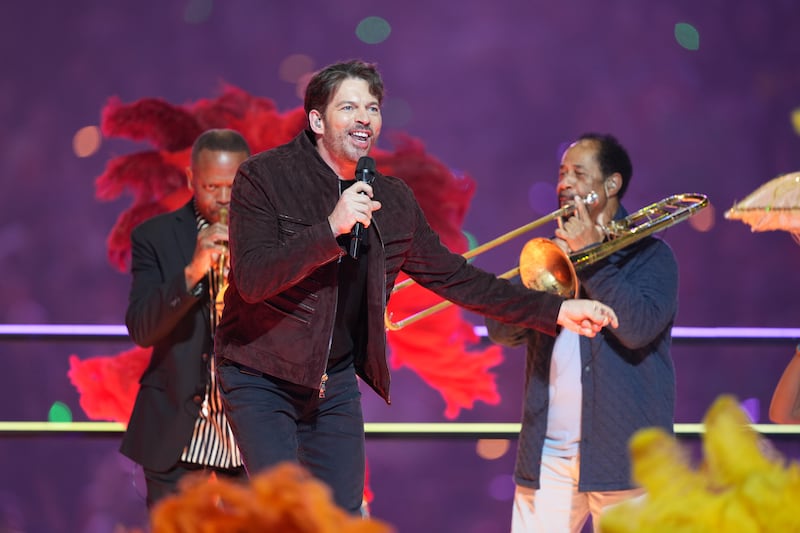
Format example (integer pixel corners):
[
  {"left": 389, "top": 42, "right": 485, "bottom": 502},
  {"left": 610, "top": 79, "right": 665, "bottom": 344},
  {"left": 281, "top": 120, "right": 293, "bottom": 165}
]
[
  {"left": 356, "top": 16, "right": 391, "bottom": 45},
  {"left": 464, "top": 230, "right": 479, "bottom": 263},
  {"left": 48, "top": 401, "right": 73, "bottom": 422},
  {"left": 675, "top": 22, "right": 700, "bottom": 51}
]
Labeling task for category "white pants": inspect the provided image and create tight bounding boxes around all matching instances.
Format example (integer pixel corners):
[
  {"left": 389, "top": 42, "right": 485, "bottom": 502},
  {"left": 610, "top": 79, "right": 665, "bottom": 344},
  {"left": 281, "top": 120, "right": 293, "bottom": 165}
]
[{"left": 511, "top": 454, "right": 643, "bottom": 533}]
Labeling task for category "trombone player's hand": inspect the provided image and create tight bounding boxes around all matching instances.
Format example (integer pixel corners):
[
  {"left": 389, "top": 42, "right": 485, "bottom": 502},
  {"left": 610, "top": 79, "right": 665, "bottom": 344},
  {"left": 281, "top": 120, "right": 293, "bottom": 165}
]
[
  {"left": 555, "top": 194, "right": 607, "bottom": 253},
  {"left": 557, "top": 299, "right": 618, "bottom": 337}
]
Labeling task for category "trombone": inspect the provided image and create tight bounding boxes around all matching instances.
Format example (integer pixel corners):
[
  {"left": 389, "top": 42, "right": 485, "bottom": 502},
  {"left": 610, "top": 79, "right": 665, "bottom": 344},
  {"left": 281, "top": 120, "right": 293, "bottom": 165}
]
[
  {"left": 384, "top": 192, "right": 708, "bottom": 331},
  {"left": 384, "top": 192, "right": 598, "bottom": 330}
]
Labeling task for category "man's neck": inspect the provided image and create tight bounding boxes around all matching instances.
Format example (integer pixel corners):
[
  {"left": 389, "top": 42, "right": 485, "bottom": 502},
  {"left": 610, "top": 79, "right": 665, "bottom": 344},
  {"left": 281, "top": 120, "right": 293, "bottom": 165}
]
[{"left": 314, "top": 140, "right": 356, "bottom": 180}]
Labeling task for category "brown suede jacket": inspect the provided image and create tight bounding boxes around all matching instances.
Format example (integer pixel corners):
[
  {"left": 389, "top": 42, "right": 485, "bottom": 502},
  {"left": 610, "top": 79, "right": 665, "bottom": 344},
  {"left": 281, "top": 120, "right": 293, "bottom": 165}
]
[{"left": 215, "top": 131, "right": 564, "bottom": 403}]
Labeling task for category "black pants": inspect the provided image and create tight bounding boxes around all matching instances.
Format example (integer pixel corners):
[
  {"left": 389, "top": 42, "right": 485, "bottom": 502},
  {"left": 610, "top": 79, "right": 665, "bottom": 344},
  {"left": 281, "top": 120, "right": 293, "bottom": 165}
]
[
  {"left": 143, "top": 461, "right": 246, "bottom": 509},
  {"left": 217, "top": 361, "right": 365, "bottom": 514}
]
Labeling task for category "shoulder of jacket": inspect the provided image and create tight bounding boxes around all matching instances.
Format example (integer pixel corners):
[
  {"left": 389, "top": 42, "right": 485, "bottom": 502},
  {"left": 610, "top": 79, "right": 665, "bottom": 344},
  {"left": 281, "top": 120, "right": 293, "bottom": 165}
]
[
  {"left": 132, "top": 205, "right": 187, "bottom": 236},
  {"left": 376, "top": 172, "right": 413, "bottom": 194},
  {"left": 242, "top": 141, "right": 309, "bottom": 177}
]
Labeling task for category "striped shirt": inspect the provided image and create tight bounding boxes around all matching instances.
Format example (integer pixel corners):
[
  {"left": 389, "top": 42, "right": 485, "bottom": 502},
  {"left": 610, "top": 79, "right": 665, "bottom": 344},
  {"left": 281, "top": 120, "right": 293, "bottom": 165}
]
[{"left": 179, "top": 205, "right": 242, "bottom": 468}]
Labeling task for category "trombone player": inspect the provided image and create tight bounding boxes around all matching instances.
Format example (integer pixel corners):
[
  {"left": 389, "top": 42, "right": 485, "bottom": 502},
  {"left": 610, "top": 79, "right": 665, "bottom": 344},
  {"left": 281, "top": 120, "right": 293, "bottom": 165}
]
[
  {"left": 486, "top": 133, "right": 680, "bottom": 533},
  {"left": 121, "top": 129, "right": 250, "bottom": 508}
]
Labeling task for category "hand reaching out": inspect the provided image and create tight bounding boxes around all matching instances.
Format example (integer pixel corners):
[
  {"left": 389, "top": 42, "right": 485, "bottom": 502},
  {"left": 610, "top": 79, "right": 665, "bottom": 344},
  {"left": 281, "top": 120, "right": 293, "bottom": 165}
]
[{"left": 557, "top": 299, "right": 618, "bottom": 337}]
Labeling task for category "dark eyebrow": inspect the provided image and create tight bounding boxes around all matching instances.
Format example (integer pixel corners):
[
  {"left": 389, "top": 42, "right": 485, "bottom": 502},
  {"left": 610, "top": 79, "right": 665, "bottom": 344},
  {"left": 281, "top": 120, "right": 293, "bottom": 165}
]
[{"left": 336, "top": 99, "right": 380, "bottom": 108}]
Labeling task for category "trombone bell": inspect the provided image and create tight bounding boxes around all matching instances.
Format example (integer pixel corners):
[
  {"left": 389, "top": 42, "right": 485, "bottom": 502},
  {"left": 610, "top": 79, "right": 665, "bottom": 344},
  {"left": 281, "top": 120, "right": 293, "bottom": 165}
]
[{"left": 519, "top": 238, "right": 578, "bottom": 298}]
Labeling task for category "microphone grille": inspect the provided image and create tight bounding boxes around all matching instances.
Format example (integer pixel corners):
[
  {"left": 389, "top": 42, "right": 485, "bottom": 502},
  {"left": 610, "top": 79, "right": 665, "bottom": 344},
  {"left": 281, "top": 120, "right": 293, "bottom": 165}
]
[{"left": 356, "top": 156, "right": 376, "bottom": 174}]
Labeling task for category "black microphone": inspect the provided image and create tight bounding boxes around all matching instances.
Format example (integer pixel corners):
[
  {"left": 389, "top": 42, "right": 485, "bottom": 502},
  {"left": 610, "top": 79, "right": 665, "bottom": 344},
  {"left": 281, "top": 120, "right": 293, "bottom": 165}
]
[{"left": 349, "top": 156, "right": 376, "bottom": 259}]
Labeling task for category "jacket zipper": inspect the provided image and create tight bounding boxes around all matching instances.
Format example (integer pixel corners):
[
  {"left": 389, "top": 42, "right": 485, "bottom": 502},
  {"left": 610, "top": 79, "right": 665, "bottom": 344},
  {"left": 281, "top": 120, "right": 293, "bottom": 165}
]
[
  {"left": 374, "top": 219, "right": 390, "bottom": 405},
  {"left": 320, "top": 253, "right": 342, "bottom": 398}
]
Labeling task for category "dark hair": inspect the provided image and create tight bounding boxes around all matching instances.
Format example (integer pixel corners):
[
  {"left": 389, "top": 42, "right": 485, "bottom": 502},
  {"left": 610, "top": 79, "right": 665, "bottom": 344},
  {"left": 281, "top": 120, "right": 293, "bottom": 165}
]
[
  {"left": 191, "top": 128, "right": 251, "bottom": 166},
  {"left": 577, "top": 133, "right": 633, "bottom": 199},
  {"left": 303, "top": 60, "right": 385, "bottom": 123}
]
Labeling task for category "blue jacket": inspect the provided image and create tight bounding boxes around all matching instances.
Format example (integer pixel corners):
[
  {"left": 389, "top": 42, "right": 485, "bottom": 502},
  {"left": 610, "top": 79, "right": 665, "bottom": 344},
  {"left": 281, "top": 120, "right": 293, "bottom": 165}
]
[{"left": 487, "top": 207, "right": 678, "bottom": 491}]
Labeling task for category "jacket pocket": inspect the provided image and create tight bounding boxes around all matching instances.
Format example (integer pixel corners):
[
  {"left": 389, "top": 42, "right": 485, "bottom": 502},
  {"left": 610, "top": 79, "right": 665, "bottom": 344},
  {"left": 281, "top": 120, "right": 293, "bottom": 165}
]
[
  {"left": 277, "top": 214, "right": 310, "bottom": 242},
  {"left": 261, "top": 275, "right": 323, "bottom": 325}
]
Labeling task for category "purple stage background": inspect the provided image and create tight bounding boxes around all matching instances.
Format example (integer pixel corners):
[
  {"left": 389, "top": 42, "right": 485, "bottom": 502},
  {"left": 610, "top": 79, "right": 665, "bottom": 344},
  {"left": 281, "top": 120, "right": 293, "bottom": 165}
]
[{"left": 2, "top": 1, "right": 800, "bottom": 531}]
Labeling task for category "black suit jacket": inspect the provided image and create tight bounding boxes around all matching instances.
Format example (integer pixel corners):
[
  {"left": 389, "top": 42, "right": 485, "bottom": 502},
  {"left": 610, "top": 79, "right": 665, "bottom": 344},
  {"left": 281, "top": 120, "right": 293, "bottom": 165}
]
[{"left": 120, "top": 201, "right": 212, "bottom": 472}]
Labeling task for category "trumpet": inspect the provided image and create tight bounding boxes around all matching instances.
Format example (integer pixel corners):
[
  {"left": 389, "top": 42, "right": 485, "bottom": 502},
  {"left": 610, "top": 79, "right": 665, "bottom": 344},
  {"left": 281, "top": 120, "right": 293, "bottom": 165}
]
[
  {"left": 210, "top": 207, "right": 229, "bottom": 331},
  {"left": 384, "top": 192, "right": 708, "bottom": 331}
]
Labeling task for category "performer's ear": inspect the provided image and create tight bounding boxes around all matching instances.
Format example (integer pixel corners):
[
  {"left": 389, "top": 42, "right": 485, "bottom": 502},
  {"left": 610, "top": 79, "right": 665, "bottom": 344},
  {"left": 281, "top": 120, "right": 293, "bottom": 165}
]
[
  {"left": 310, "top": 111, "right": 323, "bottom": 133},
  {"left": 604, "top": 175, "right": 620, "bottom": 196}
]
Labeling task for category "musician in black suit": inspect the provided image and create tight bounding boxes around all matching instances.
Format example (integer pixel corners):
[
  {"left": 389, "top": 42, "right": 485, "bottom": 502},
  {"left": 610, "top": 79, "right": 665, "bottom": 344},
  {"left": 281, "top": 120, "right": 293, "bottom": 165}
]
[{"left": 120, "top": 129, "right": 251, "bottom": 508}]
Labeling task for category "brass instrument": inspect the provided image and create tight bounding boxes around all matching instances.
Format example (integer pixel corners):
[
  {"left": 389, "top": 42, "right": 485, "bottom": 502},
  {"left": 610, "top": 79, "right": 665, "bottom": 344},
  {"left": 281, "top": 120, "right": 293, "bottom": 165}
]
[
  {"left": 210, "top": 207, "right": 229, "bottom": 332},
  {"left": 384, "top": 192, "right": 599, "bottom": 331},
  {"left": 384, "top": 192, "right": 708, "bottom": 331}
]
